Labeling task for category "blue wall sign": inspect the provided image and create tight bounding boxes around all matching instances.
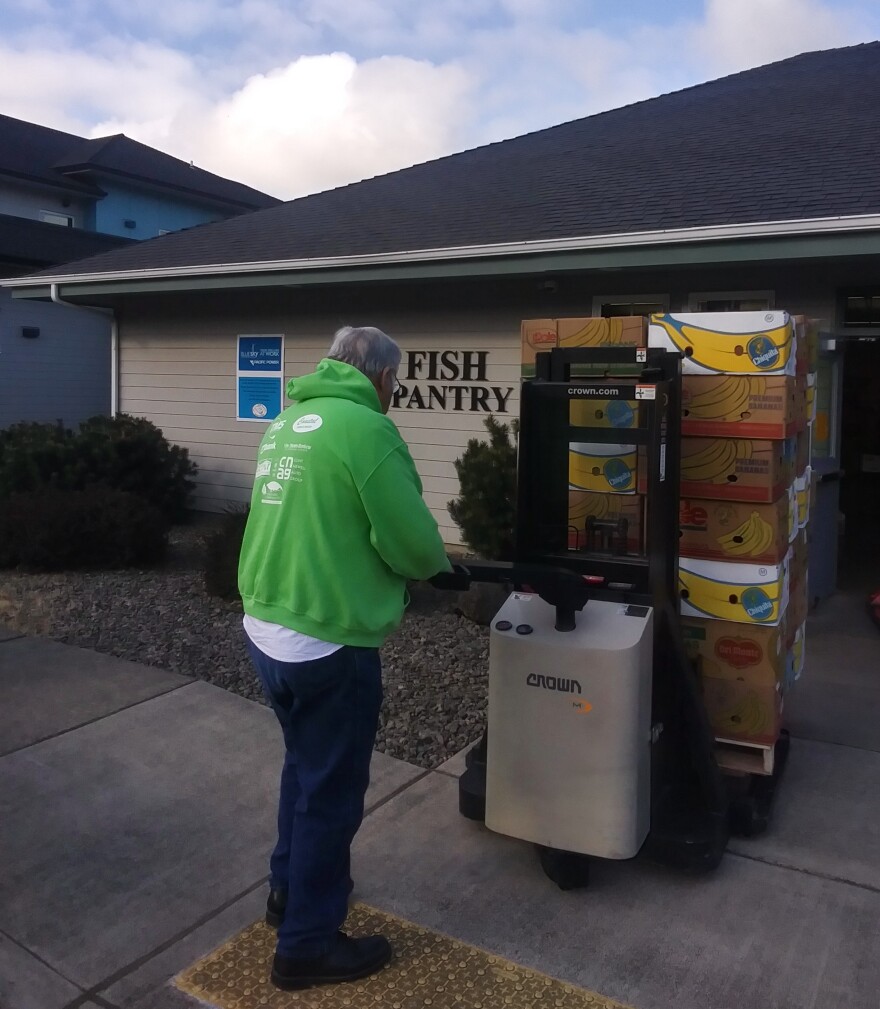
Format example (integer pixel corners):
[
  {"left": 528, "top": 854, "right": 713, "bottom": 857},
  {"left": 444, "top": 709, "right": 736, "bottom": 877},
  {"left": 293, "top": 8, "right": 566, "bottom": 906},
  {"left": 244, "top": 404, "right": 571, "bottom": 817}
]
[{"left": 237, "top": 335, "right": 284, "bottom": 422}]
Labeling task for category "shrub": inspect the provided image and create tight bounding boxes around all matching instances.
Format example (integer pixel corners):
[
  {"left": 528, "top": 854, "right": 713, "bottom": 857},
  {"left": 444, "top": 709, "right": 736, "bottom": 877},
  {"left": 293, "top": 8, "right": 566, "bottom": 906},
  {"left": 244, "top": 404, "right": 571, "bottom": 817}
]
[
  {"left": 0, "top": 414, "right": 197, "bottom": 523},
  {"left": 75, "top": 414, "right": 197, "bottom": 522},
  {"left": 203, "top": 507, "right": 250, "bottom": 600},
  {"left": 448, "top": 416, "right": 518, "bottom": 560},
  {"left": 0, "top": 488, "right": 168, "bottom": 571}
]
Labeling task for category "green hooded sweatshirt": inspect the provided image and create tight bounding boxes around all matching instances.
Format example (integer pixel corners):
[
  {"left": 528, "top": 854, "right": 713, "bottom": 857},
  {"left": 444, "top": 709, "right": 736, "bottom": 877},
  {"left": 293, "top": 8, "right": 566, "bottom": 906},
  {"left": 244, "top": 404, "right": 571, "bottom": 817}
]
[{"left": 238, "top": 358, "right": 451, "bottom": 647}]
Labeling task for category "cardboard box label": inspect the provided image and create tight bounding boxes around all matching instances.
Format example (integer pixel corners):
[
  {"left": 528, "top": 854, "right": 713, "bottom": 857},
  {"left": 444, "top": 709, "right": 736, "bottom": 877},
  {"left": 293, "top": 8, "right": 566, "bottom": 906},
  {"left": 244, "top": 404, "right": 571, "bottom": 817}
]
[
  {"left": 569, "top": 442, "right": 638, "bottom": 494},
  {"left": 679, "top": 495, "right": 790, "bottom": 564},
  {"left": 568, "top": 491, "right": 644, "bottom": 553},
  {"left": 680, "top": 437, "right": 791, "bottom": 502},
  {"left": 679, "top": 555, "right": 789, "bottom": 626},
  {"left": 649, "top": 311, "right": 796, "bottom": 376},
  {"left": 681, "top": 375, "right": 804, "bottom": 438}
]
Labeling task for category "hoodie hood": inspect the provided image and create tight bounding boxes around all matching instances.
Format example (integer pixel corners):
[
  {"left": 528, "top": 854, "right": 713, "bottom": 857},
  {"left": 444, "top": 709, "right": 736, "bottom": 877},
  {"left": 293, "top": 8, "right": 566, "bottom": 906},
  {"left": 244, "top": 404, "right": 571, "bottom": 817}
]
[{"left": 287, "top": 358, "right": 382, "bottom": 413}]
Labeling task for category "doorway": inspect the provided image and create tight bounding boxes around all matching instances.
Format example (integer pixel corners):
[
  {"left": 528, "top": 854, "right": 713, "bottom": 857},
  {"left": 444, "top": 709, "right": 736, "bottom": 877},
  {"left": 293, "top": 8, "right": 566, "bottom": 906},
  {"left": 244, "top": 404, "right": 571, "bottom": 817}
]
[{"left": 838, "top": 338, "right": 880, "bottom": 592}]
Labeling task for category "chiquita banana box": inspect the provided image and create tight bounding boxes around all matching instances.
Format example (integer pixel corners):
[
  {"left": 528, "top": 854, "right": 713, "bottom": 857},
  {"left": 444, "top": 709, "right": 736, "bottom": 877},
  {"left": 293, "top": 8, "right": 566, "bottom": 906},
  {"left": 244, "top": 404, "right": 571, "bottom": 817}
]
[
  {"left": 649, "top": 311, "right": 796, "bottom": 376},
  {"left": 681, "top": 375, "right": 804, "bottom": 438},
  {"left": 521, "top": 317, "right": 646, "bottom": 377},
  {"left": 568, "top": 491, "right": 644, "bottom": 553},
  {"left": 679, "top": 496, "right": 790, "bottom": 564},
  {"left": 786, "top": 621, "right": 806, "bottom": 689},
  {"left": 570, "top": 398, "right": 640, "bottom": 430},
  {"left": 795, "top": 466, "right": 812, "bottom": 529},
  {"left": 680, "top": 437, "right": 791, "bottom": 502},
  {"left": 679, "top": 554, "right": 789, "bottom": 626},
  {"left": 569, "top": 442, "right": 638, "bottom": 494}
]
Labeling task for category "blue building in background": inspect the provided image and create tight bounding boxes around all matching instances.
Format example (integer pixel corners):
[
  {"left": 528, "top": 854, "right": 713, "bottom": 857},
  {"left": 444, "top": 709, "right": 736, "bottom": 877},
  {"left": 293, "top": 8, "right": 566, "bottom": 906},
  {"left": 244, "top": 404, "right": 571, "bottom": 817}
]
[{"left": 0, "top": 113, "right": 280, "bottom": 428}]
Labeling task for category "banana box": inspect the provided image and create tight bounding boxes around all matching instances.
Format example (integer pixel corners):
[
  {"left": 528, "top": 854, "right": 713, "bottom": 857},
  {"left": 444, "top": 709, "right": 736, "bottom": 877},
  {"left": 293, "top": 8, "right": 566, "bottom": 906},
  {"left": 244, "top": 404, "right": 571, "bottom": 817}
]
[
  {"left": 785, "top": 621, "right": 806, "bottom": 688},
  {"left": 569, "top": 442, "right": 638, "bottom": 494},
  {"left": 787, "top": 482, "right": 799, "bottom": 543},
  {"left": 787, "top": 529, "right": 810, "bottom": 633},
  {"left": 679, "top": 496, "right": 790, "bottom": 564},
  {"left": 681, "top": 375, "right": 804, "bottom": 438},
  {"left": 521, "top": 316, "right": 646, "bottom": 377},
  {"left": 568, "top": 491, "right": 644, "bottom": 553},
  {"left": 648, "top": 311, "right": 796, "bottom": 376},
  {"left": 795, "top": 424, "right": 811, "bottom": 477},
  {"left": 679, "top": 555, "right": 789, "bottom": 626},
  {"left": 795, "top": 467, "right": 812, "bottom": 529},
  {"left": 680, "top": 437, "right": 791, "bottom": 503},
  {"left": 570, "top": 397, "right": 640, "bottom": 430},
  {"left": 682, "top": 616, "right": 785, "bottom": 745},
  {"left": 806, "top": 372, "right": 817, "bottom": 422}
]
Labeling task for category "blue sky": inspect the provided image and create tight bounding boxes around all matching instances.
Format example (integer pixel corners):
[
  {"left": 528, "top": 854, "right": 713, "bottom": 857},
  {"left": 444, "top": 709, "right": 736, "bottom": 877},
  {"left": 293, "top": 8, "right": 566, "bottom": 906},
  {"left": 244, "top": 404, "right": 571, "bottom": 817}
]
[{"left": 1, "top": 0, "right": 878, "bottom": 199}]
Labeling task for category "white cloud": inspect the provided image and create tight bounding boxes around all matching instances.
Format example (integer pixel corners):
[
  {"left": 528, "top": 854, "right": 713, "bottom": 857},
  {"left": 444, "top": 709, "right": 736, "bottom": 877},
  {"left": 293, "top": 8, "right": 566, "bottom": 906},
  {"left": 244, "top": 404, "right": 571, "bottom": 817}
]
[{"left": 691, "top": 0, "right": 866, "bottom": 74}]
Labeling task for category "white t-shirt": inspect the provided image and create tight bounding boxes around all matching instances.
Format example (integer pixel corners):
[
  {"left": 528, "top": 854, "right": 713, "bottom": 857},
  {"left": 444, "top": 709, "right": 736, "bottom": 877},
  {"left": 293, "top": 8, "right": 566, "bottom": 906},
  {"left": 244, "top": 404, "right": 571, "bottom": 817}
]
[{"left": 243, "top": 614, "right": 343, "bottom": 663}]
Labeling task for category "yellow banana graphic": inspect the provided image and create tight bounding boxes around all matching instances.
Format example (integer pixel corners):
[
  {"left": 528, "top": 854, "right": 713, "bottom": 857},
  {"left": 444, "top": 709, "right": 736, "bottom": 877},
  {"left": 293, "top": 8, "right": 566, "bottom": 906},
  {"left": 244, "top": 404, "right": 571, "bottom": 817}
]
[
  {"left": 651, "top": 314, "right": 793, "bottom": 373},
  {"left": 681, "top": 439, "right": 739, "bottom": 482},
  {"left": 686, "top": 377, "right": 751, "bottom": 419},
  {"left": 569, "top": 494, "right": 611, "bottom": 522},
  {"left": 561, "top": 318, "right": 622, "bottom": 346},
  {"left": 716, "top": 511, "right": 775, "bottom": 557}
]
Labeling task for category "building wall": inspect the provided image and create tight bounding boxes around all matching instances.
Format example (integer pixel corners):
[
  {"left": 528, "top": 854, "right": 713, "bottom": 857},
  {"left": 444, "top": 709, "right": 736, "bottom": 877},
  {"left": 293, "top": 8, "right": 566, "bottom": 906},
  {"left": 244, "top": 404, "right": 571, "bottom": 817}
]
[
  {"left": 0, "top": 291, "right": 111, "bottom": 428},
  {"left": 0, "top": 180, "right": 91, "bottom": 228},
  {"left": 113, "top": 263, "right": 845, "bottom": 543},
  {"left": 92, "top": 185, "right": 227, "bottom": 239}
]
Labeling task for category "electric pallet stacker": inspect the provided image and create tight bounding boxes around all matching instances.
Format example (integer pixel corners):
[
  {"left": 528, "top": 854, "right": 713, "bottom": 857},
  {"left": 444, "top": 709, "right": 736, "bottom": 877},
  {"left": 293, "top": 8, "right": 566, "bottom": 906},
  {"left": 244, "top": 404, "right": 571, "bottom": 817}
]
[{"left": 431, "top": 346, "right": 789, "bottom": 888}]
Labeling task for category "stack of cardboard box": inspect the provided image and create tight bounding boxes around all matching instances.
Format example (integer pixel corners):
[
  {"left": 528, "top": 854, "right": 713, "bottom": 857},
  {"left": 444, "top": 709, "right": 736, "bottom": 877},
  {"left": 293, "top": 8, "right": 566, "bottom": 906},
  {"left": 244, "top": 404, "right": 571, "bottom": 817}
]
[
  {"left": 649, "top": 312, "right": 813, "bottom": 751},
  {"left": 521, "top": 317, "right": 649, "bottom": 554}
]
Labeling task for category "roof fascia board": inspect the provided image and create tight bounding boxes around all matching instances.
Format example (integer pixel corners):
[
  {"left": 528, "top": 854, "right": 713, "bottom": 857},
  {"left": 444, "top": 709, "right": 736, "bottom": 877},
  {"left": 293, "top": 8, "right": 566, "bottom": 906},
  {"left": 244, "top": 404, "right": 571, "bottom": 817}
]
[{"left": 7, "top": 221, "right": 880, "bottom": 300}]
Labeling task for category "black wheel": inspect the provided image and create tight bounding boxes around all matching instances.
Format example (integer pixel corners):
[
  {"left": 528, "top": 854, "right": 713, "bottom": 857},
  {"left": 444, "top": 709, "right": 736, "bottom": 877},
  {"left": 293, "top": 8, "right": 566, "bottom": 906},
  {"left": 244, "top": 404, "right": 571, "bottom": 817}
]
[{"left": 536, "top": 846, "right": 591, "bottom": 890}]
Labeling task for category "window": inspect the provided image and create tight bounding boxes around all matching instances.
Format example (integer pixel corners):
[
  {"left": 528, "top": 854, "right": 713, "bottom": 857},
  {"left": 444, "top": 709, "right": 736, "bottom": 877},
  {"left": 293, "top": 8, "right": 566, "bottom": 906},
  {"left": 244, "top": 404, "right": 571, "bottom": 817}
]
[
  {"left": 39, "top": 210, "right": 74, "bottom": 227},
  {"left": 592, "top": 294, "right": 669, "bottom": 318},
  {"left": 841, "top": 290, "right": 880, "bottom": 329},
  {"left": 688, "top": 291, "right": 774, "bottom": 312}
]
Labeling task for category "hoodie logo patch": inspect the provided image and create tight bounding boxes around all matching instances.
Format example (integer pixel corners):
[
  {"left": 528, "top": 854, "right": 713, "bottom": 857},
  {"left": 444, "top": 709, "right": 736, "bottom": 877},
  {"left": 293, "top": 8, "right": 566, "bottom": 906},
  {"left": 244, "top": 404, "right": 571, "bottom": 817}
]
[{"left": 292, "top": 414, "right": 323, "bottom": 433}]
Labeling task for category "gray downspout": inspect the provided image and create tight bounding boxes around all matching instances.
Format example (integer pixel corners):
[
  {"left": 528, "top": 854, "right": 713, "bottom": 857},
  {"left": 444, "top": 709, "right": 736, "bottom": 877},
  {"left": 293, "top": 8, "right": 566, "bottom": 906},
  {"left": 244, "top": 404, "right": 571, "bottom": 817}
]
[{"left": 50, "top": 282, "right": 118, "bottom": 417}]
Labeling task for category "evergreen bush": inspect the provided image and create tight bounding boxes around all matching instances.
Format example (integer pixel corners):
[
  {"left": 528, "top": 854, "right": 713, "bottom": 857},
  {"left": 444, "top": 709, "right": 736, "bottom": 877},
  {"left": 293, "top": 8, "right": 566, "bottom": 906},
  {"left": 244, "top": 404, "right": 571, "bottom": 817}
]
[
  {"left": 0, "top": 488, "right": 168, "bottom": 571},
  {"left": 203, "top": 507, "right": 250, "bottom": 600},
  {"left": 447, "top": 416, "right": 518, "bottom": 560}
]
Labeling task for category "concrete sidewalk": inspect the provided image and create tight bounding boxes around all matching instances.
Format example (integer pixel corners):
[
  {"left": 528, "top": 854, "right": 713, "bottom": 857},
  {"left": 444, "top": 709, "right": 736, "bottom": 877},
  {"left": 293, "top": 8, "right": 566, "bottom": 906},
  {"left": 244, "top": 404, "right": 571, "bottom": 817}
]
[{"left": 1, "top": 594, "right": 878, "bottom": 1009}]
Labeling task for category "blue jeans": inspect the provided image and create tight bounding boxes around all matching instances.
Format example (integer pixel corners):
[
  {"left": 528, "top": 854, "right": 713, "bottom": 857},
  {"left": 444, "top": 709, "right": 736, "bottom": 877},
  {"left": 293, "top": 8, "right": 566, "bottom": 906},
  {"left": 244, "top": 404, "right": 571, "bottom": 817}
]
[{"left": 245, "top": 636, "right": 383, "bottom": 958}]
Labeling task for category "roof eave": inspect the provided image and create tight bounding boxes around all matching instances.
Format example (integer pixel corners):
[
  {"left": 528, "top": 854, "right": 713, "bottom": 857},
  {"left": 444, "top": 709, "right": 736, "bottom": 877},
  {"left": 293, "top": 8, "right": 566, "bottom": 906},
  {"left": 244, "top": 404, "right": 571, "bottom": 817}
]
[{"left": 7, "top": 213, "right": 880, "bottom": 300}]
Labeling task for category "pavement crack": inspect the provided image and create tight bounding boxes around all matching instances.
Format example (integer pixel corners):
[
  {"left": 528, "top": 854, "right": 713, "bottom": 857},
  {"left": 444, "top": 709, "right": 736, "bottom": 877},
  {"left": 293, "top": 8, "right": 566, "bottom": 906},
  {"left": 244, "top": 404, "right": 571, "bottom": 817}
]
[
  {"left": 728, "top": 849, "right": 880, "bottom": 895},
  {"left": 364, "top": 768, "right": 433, "bottom": 816}
]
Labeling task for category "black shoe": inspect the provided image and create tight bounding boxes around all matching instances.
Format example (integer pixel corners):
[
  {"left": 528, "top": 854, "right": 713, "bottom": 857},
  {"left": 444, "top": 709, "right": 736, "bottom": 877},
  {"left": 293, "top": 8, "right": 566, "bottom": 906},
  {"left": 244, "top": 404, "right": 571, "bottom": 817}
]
[
  {"left": 265, "top": 888, "right": 287, "bottom": 928},
  {"left": 271, "top": 933, "right": 392, "bottom": 990}
]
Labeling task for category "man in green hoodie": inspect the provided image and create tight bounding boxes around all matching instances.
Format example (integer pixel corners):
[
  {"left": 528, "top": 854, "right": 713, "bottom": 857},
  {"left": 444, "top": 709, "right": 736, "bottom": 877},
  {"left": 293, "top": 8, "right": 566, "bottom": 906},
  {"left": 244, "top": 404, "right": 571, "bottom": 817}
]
[{"left": 238, "top": 326, "right": 451, "bottom": 991}]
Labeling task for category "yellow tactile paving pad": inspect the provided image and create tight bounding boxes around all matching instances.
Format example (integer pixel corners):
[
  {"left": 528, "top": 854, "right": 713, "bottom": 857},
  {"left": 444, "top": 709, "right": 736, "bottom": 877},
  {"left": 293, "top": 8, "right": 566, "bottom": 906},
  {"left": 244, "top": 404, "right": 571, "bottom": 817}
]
[{"left": 175, "top": 903, "right": 630, "bottom": 1009}]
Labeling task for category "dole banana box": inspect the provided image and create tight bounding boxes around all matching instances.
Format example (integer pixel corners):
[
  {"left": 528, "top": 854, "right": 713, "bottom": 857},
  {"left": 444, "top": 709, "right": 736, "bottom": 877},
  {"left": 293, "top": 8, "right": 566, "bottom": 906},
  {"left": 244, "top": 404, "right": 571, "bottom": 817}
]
[
  {"left": 678, "top": 554, "right": 789, "bottom": 626},
  {"left": 569, "top": 442, "right": 638, "bottom": 494},
  {"left": 570, "top": 397, "right": 640, "bottom": 430},
  {"left": 568, "top": 491, "right": 644, "bottom": 553},
  {"left": 649, "top": 311, "right": 796, "bottom": 376},
  {"left": 521, "top": 316, "right": 646, "bottom": 377},
  {"left": 679, "top": 495, "right": 790, "bottom": 565},
  {"left": 681, "top": 616, "right": 784, "bottom": 745},
  {"left": 680, "top": 437, "right": 791, "bottom": 502},
  {"left": 681, "top": 375, "right": 804, "bottom": 438}
]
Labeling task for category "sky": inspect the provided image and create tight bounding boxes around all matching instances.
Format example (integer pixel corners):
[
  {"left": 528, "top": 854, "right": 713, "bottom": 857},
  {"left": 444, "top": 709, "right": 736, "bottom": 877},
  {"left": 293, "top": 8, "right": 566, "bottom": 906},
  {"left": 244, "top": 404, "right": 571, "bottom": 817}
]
[{"left": 2, "top": 0, "right": 879, "bottom": 201}]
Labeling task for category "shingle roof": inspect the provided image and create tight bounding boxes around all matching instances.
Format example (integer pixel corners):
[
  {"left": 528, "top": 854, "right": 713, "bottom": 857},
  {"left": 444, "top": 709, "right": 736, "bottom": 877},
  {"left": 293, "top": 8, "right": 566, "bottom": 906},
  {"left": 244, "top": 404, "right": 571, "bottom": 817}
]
[
  {"left": 0, "top": 114, "right": 280, "bottom": 211},
  {"left": 0, "top": 214, "right": 135, "bottom": 276},
  {"left": 24, "top": 42, "right": 880, "bottom": 281}
]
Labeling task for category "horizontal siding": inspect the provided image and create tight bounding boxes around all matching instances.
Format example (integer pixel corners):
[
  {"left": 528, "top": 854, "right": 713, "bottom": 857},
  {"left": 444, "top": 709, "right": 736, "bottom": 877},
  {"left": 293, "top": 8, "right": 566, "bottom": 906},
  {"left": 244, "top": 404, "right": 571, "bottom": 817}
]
[{"left": 119, "top": 312, "right": 522, "bottom": 545}]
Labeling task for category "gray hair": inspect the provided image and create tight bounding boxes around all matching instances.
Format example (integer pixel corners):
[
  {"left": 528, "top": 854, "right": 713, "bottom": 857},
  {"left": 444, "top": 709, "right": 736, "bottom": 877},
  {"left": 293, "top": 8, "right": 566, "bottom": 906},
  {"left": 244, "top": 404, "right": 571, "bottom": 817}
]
[{"left": 328, "top": 326, "right": 401, "bottom": 377}]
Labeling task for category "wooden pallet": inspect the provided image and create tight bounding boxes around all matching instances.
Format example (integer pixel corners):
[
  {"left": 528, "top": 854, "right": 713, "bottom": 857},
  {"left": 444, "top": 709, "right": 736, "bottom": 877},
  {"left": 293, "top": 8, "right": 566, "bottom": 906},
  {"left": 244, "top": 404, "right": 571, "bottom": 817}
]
[{"left": 714, "top": 736, "right": 776, "bottom": 776}]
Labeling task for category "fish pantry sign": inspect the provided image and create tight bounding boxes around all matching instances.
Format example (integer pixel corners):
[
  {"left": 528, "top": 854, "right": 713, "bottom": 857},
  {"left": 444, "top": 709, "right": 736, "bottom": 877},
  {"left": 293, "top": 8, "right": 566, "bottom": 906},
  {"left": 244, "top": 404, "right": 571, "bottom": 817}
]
[{"left": 392, "top": 351, "right": 514, "bottom": 413}]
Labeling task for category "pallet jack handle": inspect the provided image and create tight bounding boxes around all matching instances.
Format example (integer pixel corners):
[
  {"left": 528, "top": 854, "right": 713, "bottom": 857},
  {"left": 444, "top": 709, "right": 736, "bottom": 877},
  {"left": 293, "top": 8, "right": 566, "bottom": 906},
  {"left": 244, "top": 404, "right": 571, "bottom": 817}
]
[{"left": 431, "top": 559, "right": 597, "bottom": 631}]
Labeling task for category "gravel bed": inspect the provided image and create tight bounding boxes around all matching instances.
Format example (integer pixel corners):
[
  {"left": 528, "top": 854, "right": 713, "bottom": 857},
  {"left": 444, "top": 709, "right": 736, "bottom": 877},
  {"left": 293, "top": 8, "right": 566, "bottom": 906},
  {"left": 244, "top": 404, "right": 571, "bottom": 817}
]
[{"left": 0, "top": 525, "right": 488, "bottom": 769}]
